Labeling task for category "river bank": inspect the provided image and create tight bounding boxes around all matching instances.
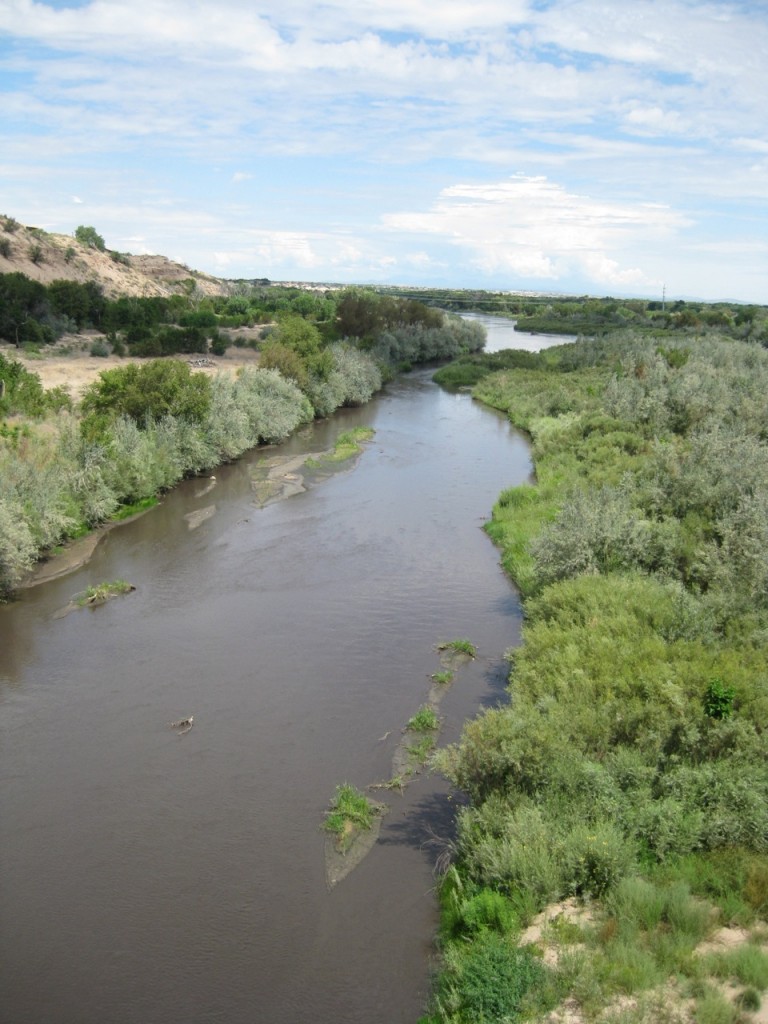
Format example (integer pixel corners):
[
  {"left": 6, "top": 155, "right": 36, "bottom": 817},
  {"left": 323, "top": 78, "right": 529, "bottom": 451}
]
[
  {"left": 1, "top": 346, "right": 534, "bottom": 1023},
  {"left": 421, "top": 330, "right": 768, "bottom": 1024}
]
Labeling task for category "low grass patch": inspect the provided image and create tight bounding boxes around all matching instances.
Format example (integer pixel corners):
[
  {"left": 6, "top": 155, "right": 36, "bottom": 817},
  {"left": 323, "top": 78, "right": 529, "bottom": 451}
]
[
  {"left": 406, "top": 705, "right": 439, "bottom": 732},
  {"left": 703, "top": 944, "right": 768, "bottom": 990},
  {"left": 111, "top": 495, "right": 159, "bottom": 521},
  {"left": 431, "top": 670, "right": 453, "bottom": 685},
  {"left": 407, "top": 735, "right": 436, "bottom": 765},
  {"left": 371, "top": 772, "right": 412, "bottom": 793},
  {"left": 323, "top": 783, "right": 377, "bottom": 839},
  {"left": 307, "top": 426, "right": 375, "bottom": 466},
  {"left": 649, "top": 849, "right": 768, "bottom": 926},
  {"left": 75, "top": 579, "right": 134, "bottom": 606},
  {"left": 437, "top": 638, "right": 477, "bottom": 658},
  {"left": 694, "top": 988, "right": 739, "bottom": 1024}
]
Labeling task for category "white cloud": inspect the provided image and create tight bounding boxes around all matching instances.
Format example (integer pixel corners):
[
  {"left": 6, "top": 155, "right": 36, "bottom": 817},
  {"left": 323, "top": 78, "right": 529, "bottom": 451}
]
[
  {"left": 623, "top": 105, "right": 687, "bottom": 136},
  {"left": 0, "top": 1, "right": 766, "bottom": 298},
  {"left": 384, "top": 174, "right": 684, "bottom": 288},
  {"left": 404, "top": 252, "right": 432, "bottom": 267},
  {"left": 734, "top": 137, "right": 768, "bottom": 154}
]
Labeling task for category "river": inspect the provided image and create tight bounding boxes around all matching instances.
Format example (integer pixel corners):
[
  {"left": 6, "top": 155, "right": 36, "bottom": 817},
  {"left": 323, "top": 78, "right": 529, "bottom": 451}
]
[{"left": 0, "top": 317, "right": 569, "bottom": 1023}]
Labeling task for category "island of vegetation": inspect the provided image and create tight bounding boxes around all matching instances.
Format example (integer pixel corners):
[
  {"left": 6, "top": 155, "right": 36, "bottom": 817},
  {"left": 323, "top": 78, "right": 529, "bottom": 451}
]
[{"left": 422, "top": 327, "right": 768, "bottom": 1023}]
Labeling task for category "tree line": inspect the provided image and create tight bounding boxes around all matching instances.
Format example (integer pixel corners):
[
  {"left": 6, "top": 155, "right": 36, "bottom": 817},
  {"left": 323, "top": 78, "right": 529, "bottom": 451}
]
[{"left": 387, "top": 286, "right": 768, "bottom": 343}]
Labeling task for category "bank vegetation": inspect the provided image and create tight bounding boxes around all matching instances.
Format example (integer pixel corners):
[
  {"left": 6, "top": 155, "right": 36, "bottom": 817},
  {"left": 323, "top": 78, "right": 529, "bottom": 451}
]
[
  {"left": 0, "top": 286, "right": 484, "bottom": 598},
  {"left": 425, "top": 331, "right": 768, "bottom": 1024}
]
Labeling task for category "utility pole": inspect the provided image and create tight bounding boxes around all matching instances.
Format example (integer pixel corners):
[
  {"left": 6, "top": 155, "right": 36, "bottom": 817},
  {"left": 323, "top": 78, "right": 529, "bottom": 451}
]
[{"left": 662, "top": 283, "right": 666, "bottom": 313}]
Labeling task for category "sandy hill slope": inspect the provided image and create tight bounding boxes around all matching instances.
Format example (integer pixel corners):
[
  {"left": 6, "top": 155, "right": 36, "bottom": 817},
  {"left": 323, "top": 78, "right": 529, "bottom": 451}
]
[{"left": 0, "top": 216, "right": 231, "bottom": 299}]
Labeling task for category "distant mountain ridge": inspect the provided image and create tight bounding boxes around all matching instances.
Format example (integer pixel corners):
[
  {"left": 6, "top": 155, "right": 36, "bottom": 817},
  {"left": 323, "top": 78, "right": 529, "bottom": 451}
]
[{"left": 0, "top": 216, "right": 231, "bottom": 299}]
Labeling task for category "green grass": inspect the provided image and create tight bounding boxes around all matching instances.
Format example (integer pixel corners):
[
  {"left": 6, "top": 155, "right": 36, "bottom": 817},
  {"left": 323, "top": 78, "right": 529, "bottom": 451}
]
[
  {"left": 407, "top": 735, "right": 436, "bottom": 765},
  {"left": 737, "top": 987, "right": 762, "bottom": 1012},
  {"left": 307, "top": 426, "right": 375, "bottom": 466},
  {"left": 111, "top": 495, "right": 159, "bottom": 521},
  {"left": 75, "top": 579, "right": 134, "bottom": 606},
  {"left": 374, "top": 772, "right": 412, "bottom": 792},
  {"left": 438, "top": 638, "right": 477, "bottom": 657},
  {"left": 406, "top": 705, "right": 439, "bottom": 732},
  {"left": 323, "top": 783, "right": 377, "bottom": 837},
  {"left": 431, "top": 670, "right": 453, "bottom": 685},
  {"left": 693, "top": 989, "right": 739, "bottom": 1024},
  {"left": 704, "top": 944, "right": 768, "bottom": 990}
]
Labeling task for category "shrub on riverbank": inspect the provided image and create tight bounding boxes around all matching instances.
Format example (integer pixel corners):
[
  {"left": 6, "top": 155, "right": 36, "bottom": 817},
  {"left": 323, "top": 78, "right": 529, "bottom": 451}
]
[
  {"left": 424, "top": 330, "right": 768, "bottom": 1023},
  {"left": 0, "top": 361, "right": 313, "bottom": 597},
  {"left": 0, "top": 287, "right": 488, "bottom": 599}
]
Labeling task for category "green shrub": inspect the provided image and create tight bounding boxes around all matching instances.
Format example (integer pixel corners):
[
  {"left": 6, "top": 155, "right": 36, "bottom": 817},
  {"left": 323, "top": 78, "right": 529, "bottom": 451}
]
[
  {"left": 693, "top": 989, "right": 738, "bottom": 1024},
  {"left": 81, "top": 359, "right": 212, "bottom": 427},
  {"left": 737, "top": 987, "right": 762, "bottom": 1012},
  {"left": 651, "top": 849, "right": 768, "bottom": 924},
  {"left": 406, "top": 705, "right": 439, "bottom": 732},
  {"left": 406, "top": 735, "right": 435, "bottom": 764},
  {"left": 445, "top": 884, "right": 519, "bottom": 938},
  {"left": 431, "top": 670, "right": 453, "bottom": 685},
  {"left": 704, "top": 678, "right": 736, "bottom": 720},
  {"left": 608, "top": 876, "right": 666, "bottom": 932},
  {"left": 705, "top": 945, "right": 768, "bottom": 990},
  {"left": 74, "top": 225, "right": 105, "bottom": 251},
  {"left": 595, "top": 939, "right": 664, "bottom": 996},
  {"left": 439, "top": 638, "right": 476, "bottom": 657},
  {"left": 323, "top": 784, "right": 376, "bottom": 838},
  {"left": 210, "top": 333, "right": 228, "bottom": 357},
  {"left": 662, "top": 881, "right": 712, "bottom": 942},
  {"left": 433, "top": 931, "right": 546, "bottom": 1023},
  {"left": 561, "top": 822, "right": 635, "bottom": 898}
]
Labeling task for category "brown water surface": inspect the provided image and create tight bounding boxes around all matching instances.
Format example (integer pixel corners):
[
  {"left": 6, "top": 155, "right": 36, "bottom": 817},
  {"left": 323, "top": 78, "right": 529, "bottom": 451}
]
[{"left": 0, "top": 324, "right": 546, "bottom": 1023}]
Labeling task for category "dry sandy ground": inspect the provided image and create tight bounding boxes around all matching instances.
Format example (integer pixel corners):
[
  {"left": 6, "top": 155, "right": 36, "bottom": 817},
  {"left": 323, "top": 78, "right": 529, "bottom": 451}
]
[{"left": 7, "top": 336, "right": 263, "bottom": 399}]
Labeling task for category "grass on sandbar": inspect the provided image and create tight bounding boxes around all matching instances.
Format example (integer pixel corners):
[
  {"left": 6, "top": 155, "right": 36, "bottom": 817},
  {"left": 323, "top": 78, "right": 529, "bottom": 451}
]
[
  {"left": 75, "top": 579, "right": 134, "bottom": 606},
  {"left": 307, "top": 427, "right": 375, "bottom": 467},
  {"left": 323, "top": 783, "right": 377, "bottom": 837}
]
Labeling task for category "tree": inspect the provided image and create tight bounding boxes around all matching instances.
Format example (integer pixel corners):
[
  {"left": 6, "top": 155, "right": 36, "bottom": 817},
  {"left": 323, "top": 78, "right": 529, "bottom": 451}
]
[
  {"left": 273, "top": 315, "right": 323, "bottom": 358},
  {"left": 0, "top": 272, "right": 50, "bottom": 346},
  {"left": 74, "top": 225, "right": 106, "bottom": 252},
  {"left": 81, "top": 359, "right": 212, "bottom": 427},
  {"left": 48, "top": 279, "right": 106, "bottom": 328}
]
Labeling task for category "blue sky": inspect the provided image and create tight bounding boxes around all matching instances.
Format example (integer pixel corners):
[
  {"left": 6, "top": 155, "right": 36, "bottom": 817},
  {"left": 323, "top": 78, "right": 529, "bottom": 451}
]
[{"left": 1, "top": 0, "right": 766, "bottom": 301}]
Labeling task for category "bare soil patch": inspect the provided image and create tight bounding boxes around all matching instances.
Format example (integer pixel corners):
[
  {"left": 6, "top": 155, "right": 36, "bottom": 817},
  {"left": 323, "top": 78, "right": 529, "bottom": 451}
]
[{"left": 5, "top": 338, "right": 261, "bottom": 399}]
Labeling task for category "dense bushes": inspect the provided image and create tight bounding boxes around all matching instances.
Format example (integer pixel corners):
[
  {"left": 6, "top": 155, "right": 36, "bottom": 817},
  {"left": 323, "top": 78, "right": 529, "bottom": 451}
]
[
  {"left": 425, "top": 329, "right": 768, "bottom": 1023},
  {"left": 392, "top": 287, "right": 768, "bottom": 343},
  {"left": 0, "top": 352, "right": 71, "bottom": 417},
  {"left": 371, "top": 317, "right": 485, "bottom": 368},
  {"left": 0, "top": 360, "right": 312, "bottom": 596}
]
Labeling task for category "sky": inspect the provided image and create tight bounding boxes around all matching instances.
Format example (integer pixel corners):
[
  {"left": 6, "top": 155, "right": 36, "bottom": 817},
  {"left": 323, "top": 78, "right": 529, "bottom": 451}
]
[{"left": 1, "top": 0, "right": 767, "bottom": 302}]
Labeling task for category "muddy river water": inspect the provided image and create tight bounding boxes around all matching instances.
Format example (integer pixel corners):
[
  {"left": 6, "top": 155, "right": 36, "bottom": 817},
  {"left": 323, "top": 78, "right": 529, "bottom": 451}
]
[{"left": 0, "top": 318, "right": 569, "bottom": 1023}]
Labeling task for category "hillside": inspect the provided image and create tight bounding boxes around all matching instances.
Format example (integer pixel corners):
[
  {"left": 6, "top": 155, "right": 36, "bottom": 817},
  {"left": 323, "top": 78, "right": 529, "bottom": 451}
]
[{"left": 0, "top": 215, "right": 231, "bottom": 298}]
